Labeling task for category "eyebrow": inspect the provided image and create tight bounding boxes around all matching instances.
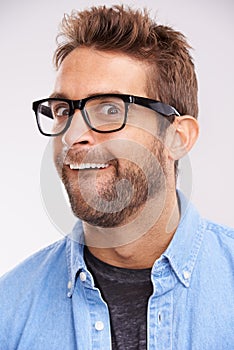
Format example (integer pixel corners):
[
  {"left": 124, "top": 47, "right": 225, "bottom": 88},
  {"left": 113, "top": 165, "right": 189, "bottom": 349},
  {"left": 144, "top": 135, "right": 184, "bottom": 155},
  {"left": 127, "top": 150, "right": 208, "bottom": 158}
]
[
  {"left": 49, "top": 90, "right": 124, "bottom": 100},
  {"left": 49, "top": 92, "right": 68, "bottom": 99}
]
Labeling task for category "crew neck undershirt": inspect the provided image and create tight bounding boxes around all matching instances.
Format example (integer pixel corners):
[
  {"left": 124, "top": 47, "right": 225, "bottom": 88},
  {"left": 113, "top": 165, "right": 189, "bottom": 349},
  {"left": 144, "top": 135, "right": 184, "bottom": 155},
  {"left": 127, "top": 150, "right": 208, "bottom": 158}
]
[{"left": 84, "top": 246, "right": 153, "bottom": 350}]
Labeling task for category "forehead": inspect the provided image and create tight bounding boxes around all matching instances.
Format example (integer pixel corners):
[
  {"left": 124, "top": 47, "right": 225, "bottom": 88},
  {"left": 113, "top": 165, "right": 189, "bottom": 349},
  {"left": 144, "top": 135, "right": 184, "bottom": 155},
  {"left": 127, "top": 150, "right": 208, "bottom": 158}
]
[{"left": 53, "top": 47, "right": 151, "bottom": 99}]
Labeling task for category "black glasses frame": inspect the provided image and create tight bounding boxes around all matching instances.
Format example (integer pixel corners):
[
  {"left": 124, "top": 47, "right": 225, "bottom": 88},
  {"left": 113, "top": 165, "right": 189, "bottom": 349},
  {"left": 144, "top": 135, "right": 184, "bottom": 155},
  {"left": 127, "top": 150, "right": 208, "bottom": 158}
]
[{"left": 32, "top": 93, "right": 180, "bottom": 137}]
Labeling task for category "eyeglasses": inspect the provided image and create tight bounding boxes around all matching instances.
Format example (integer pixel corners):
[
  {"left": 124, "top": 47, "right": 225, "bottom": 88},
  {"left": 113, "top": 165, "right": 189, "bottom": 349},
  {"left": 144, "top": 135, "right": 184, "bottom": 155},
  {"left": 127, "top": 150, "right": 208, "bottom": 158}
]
[{"left": 32, "top": 93, "right": 180, "bottom": 136}]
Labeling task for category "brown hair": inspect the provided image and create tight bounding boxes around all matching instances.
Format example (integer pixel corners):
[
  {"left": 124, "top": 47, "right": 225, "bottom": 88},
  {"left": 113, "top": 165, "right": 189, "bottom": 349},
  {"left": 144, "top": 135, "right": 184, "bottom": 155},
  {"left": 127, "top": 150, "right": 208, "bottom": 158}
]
[
  {"left": 54, "top": 5, "right": 198, "bottom": 119},
  {"left": 54, "top": 5, "right": 198, "bottom": 177}
]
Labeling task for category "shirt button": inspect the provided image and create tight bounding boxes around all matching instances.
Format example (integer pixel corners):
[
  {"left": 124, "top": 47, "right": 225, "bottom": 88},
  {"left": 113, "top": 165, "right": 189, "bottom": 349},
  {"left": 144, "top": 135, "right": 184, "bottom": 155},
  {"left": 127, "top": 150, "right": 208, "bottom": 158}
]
[
  {"left": 67, "top": 281, "right": 72, "bottom": 289},
  {"left": 95, "top": 321, "right": 104, "bottom": 331},
  {"left": 183, "top": 270, "right": 191, "bottom": 279},
  {"left": 79, "top": 272, "right": 87, "bottom": 282}
]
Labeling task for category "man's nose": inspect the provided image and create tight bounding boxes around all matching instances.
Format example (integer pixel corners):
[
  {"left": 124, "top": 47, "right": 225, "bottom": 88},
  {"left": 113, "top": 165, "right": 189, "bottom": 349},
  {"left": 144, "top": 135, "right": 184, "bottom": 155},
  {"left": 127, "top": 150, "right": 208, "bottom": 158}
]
[{"left": 61, "top": 111, "right": 96, "bottom": 148}]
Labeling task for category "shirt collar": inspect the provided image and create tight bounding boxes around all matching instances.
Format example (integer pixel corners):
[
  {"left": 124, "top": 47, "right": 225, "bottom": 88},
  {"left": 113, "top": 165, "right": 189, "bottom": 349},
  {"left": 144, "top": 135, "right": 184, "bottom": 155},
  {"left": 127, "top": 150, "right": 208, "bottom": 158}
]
[
  {"left": 65, "top": 191, "right": 205, "bottom": 296},
  {"left": 162, "top": 190, "right": 205, "bottom": 287},
  {"left": 66, "top": 220, "right": 85, "bottom": 297}
]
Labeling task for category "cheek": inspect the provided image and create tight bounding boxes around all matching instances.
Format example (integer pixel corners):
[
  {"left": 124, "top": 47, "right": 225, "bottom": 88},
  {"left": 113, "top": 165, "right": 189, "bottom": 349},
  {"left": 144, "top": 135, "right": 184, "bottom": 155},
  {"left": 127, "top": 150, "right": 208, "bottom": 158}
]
[
  {"left": 53, "top": 138, "right": 60, "bottom": 160},
  {"left": 119, "top": 128, "right": 157, "bottom": 155},
  {"left": 52, "top": 138, "right": 64, "bottom": 173},
  {"left": 109, "top": 126, "right": 150, "bottom": 144}
]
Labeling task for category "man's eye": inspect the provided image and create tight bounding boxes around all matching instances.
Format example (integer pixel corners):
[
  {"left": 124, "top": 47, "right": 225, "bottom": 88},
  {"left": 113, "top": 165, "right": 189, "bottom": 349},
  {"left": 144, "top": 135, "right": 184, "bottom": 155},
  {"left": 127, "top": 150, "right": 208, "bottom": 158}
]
[
  {"left": 99, "top": 104, "right": 121, "bottom": 115},
  {"left": 52, "top": 104, "right": 70, "bottom": 118}
]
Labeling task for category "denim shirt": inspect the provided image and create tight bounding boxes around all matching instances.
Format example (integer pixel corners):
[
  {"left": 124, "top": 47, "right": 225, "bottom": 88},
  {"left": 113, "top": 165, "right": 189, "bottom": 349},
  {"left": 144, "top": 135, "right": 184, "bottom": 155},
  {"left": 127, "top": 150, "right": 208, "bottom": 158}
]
[{"left": 0, "top": 193, "right": 234, "bottom": 350}]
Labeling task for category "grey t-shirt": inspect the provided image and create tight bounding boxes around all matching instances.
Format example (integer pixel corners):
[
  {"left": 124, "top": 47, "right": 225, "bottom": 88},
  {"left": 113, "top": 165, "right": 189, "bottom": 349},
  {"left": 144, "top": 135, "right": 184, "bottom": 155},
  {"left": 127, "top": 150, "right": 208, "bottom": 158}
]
[{"left": 84, "top": 247, "right": 153, "bottom": 350}]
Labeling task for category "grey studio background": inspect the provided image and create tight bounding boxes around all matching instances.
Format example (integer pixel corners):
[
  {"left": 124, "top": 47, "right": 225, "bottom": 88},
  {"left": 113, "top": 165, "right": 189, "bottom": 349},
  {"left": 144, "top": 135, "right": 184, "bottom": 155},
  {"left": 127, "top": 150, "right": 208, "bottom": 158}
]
[{"left": 0, "top": 0, "right": 233, "bottom": 276}]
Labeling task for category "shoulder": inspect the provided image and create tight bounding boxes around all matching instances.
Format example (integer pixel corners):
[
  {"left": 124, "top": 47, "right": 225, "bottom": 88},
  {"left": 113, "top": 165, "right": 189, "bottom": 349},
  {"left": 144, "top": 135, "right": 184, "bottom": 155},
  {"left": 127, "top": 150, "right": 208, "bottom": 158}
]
[
  {"left": 202, "top": 218, "right": 234, "bottom": 249},
  {"left": 198, "top": 218, "right": 234, "bottom": 272},
  {"left": 0, "top": 238, "right": 67, "bottom": 298},
  {"left": 0, "top": 238, "right": 72, "bottom": 347}
]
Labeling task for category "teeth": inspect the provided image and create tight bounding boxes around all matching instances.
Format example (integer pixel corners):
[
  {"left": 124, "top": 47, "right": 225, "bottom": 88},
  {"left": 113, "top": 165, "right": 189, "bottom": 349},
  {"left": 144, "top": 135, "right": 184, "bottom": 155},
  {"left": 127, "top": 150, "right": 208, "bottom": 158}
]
[{"left": 69, "top": 163, "right": 109, "bottom": 170}]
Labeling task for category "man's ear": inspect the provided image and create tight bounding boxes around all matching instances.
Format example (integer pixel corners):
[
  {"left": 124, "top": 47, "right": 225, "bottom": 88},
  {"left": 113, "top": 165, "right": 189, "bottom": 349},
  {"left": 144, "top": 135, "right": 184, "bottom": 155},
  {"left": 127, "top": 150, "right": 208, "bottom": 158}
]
[{"left": 167, "top": 116, "right": 199, "bottom": 160}]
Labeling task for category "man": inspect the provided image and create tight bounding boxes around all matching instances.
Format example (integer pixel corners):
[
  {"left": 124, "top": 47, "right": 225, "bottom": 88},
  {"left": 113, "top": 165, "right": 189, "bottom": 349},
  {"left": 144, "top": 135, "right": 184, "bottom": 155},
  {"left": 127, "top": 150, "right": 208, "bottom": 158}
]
[{"left": 0, "top": 5, "right": 233, "bottom": 350}]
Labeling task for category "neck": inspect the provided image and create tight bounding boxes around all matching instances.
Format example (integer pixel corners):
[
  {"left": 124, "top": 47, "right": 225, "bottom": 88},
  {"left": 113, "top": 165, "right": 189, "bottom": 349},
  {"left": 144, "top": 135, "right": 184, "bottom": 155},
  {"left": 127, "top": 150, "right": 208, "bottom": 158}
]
[{"left": 84, "top": 190, "right": 180, "bottom": 269}]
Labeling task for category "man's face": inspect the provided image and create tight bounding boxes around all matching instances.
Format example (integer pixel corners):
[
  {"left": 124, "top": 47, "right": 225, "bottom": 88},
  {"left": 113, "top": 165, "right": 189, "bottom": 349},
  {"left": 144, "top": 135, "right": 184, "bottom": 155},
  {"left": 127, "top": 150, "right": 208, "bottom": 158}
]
[{"left": 53, "top": 47, "right": 172, "bottom": 228}]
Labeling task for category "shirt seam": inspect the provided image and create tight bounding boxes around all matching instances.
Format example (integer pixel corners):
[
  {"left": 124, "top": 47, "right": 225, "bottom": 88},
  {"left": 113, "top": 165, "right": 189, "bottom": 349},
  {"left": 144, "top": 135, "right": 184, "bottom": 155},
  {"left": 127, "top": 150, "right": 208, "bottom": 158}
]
[{"left": 205, "top": 221, "right": 234, "bottom": 239}]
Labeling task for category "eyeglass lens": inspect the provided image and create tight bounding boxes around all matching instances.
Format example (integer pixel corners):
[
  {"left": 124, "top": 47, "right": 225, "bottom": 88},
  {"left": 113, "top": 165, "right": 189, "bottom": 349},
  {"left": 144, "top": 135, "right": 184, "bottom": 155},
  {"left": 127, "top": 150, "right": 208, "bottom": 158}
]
[{"left": 37, "top": 96, "right": 126, "bottom": 135}]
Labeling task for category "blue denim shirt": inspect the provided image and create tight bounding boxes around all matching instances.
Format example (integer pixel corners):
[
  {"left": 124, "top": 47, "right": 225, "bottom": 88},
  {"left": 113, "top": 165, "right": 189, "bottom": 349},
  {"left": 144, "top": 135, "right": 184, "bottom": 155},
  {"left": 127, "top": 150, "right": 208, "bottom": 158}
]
[{"left": 0, "top": 193, "right": 234, "bottom": 350}]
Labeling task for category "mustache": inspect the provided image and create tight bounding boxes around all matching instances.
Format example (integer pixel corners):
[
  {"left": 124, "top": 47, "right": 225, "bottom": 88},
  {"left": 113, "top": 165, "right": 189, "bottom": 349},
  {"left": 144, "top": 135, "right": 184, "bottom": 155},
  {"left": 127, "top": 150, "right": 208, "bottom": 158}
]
[{"left": 57, "top": 148, "right": 118, "bottom": 167}]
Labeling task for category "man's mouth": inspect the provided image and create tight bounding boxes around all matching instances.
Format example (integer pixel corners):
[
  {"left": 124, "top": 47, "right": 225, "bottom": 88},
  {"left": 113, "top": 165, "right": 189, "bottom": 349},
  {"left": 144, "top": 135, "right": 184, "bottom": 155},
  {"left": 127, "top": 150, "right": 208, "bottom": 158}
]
[{"left": 69, "top": 163, "right": 110, "bottom": 170}]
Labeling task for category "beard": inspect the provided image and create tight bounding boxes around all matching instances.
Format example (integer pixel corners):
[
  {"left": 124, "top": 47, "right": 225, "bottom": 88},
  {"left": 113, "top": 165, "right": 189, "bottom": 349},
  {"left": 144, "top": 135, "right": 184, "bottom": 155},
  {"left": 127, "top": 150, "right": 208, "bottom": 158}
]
[{"left": 55, "top": 139, "right": 166, "bottom": 228}]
